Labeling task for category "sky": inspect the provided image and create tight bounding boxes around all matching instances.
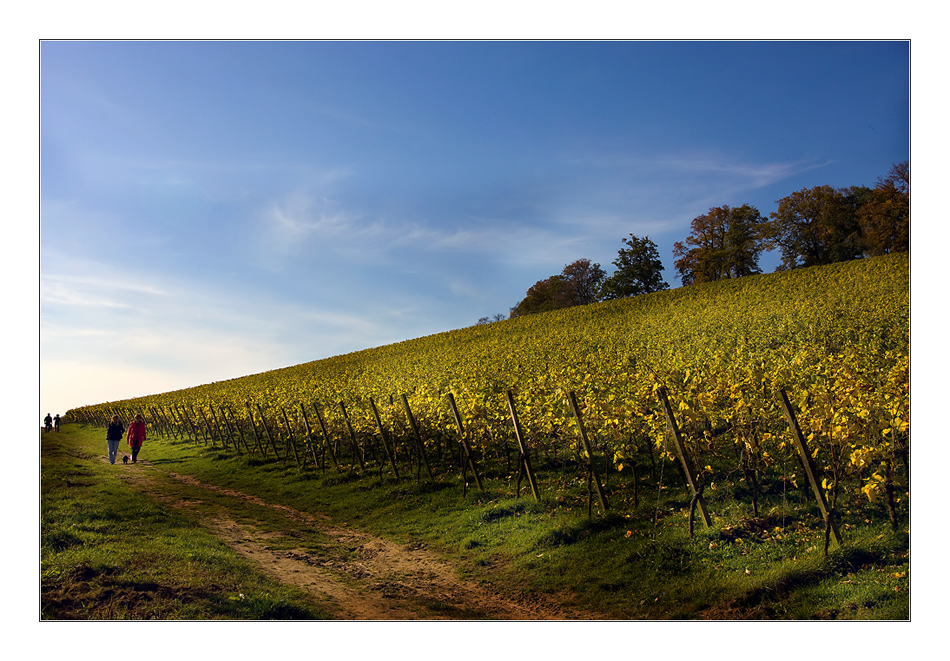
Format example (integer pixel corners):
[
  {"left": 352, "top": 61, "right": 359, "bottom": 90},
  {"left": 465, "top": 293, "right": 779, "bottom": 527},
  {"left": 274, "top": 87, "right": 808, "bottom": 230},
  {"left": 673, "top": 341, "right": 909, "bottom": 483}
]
[{"left": 38, "top": 39, "right": 910, "bottom": 417}]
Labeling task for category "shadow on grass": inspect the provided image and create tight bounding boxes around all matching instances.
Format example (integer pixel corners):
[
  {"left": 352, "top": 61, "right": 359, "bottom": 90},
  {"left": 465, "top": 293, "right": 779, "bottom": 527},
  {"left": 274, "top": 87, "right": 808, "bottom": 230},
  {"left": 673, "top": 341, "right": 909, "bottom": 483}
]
[
  {"left": 534, "top": 512, "right": 627, "bottom": 548},
  {"left": 42, "top": 561, "right": 323, "bottom": 620},
  {"left": 146, "top": 456, "right": 187, "bottom": 466}
]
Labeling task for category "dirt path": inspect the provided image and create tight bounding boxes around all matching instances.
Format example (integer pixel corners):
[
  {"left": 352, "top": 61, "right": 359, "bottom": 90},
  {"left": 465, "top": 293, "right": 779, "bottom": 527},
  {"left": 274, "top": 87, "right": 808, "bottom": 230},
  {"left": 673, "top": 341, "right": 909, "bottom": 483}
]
[{"left": 115, "top": 460, "right": 602, "bottom": 620}]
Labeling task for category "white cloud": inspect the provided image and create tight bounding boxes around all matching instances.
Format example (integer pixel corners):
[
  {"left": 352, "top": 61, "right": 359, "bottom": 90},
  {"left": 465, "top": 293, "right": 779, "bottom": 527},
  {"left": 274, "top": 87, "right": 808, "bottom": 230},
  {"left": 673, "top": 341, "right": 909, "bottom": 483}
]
[
  {"left": 654, "top": 154, "right": 835, "bottom": 199},
  {"left": 41, "top": 270, "right": 171, "bottom": 309},
  {"left": 266, "top": 192, "right": 360, "bottom": 238},
  {"left": 253, "top": 166, "right": 691, "bottom": 278},
  {"left": 254, "top": 191, "right": 392, "bottom": 269}
]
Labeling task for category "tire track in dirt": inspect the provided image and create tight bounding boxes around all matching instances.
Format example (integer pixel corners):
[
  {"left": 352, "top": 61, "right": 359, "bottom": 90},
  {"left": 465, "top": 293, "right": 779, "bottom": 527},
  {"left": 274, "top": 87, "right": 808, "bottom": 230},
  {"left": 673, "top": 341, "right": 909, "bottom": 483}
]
[
  {"left": 118, "top": 461, "right": 603, "bottom": 620},
  {"left": 200, "top": 515, "right": 429, "bottom": 619}
]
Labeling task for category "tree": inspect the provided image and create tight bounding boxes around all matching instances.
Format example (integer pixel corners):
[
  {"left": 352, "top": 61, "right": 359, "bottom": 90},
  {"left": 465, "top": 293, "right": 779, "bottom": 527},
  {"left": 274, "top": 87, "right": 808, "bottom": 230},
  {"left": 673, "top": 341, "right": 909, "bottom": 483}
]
[
  {"left": 599, "top": 234, "right": 668, "bottom": 300},
  {"left": 510, "top": 258, "right": 606, "bottom": 318},
  {"left": 561, "top": 258, "right": 607, "bottom": 306},
  {"left": 673, "top": 204, "right": 766, "bottom": 286},
  {"left": 878, "top": 160, "right": 909, "bottom": 196},
  {"left": 475, "top": 314, "right": 507, "bottom": 325},
  {"left": 857, "top": 161, "right": 909, "bottom": 256},
  {"left": 509, "top": 276, "right": 570, "bottom": 318},
  {"left": 763, "top": 185, "right": 863, "bottom": 270}
]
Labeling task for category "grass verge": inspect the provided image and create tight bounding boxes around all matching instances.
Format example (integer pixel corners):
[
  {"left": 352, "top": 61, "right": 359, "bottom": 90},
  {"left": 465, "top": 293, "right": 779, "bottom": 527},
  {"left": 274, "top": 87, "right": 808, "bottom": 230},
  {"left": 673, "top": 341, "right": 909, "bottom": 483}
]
[
  {"left": 44, "top": 423, "right": 909, "bottom": 619},
  {"left": 41, "top": 427, "right": 331, "bottom": 620}
]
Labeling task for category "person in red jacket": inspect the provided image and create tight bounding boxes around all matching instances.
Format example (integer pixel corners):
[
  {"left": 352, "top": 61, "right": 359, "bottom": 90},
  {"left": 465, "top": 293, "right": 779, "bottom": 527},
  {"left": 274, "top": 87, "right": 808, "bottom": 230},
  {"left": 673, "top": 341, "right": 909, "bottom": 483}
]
[{"left": 127, "top": 413, "right": 147, "bottom": 463}]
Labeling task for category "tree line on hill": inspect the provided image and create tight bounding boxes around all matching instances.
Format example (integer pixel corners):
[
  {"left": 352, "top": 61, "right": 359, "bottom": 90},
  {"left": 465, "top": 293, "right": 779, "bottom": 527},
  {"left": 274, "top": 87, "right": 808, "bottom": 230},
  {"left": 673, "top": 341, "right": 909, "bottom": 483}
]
[{"left": 476, "top": 161, "right": 908, "bottom": 323}]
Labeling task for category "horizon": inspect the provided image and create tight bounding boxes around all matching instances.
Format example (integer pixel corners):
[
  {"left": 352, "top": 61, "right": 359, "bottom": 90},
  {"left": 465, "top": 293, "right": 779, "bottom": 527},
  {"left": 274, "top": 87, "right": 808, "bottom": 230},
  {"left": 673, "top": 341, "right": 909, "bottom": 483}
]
[{"left": 39, "top": 40, "right": 910, "bottom": 416}]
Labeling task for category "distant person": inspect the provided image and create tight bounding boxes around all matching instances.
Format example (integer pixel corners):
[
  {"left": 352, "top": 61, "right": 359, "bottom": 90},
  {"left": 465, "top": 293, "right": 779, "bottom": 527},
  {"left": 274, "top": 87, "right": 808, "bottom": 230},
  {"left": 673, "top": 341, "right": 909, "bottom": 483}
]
[
  {"left": 127, "top": 413, "right": 147, "bottom": 463},
  {"left": 44, "top": 413, "right": 53, "bottom": 433},
  {"left": 53, "top": 414, "right": 61, "bottom": 431},
  {"left": 106, "top": 415, "right": 125, "bottom": 465}
]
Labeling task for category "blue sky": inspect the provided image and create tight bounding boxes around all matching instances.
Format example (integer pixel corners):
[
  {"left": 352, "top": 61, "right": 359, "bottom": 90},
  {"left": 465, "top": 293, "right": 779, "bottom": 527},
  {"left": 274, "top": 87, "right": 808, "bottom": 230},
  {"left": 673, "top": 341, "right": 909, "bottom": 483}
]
[{"left": 39, "top": 40, "right": 909, "bottom": 416}]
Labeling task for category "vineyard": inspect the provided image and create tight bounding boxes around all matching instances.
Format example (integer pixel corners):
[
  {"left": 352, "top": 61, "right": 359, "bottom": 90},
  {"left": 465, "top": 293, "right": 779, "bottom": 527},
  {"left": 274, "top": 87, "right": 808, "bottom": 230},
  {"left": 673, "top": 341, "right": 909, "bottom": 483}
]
[{"left": 67, "top": 253, "right": 910, "bottom": 549}]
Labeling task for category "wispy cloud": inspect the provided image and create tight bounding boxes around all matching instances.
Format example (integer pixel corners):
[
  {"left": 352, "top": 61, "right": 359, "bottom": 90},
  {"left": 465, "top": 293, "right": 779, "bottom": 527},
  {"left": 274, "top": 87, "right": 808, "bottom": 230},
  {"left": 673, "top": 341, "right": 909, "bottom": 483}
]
[
  {"left": 41, "top": 270, "right": 171, "bottom": 309},
  {"left": 267, "top": 195, "right": 358, "bottom": 237},
  {"left": 257, "top": 191, "right": 388, "bottom": 263},
  {"left": 563, "top": 148, "right": 831, "bottom": 194},
  {"left": 656, "top": 154, "right": 834, "bottom": 190}
]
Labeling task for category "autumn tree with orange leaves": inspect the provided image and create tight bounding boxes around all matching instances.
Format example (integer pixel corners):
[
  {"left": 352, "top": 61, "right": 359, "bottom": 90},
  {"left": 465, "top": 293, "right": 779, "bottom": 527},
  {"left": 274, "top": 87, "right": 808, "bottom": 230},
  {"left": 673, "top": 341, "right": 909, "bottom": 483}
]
[
  {"left": 509, "top": 258, "right": 606, "bottom": 318},
  {"left": 673, "top": 204, "right": 766, "bottom": 286},
  {"left": 858, "top": 161, "right": 909, "bottom": 257}
]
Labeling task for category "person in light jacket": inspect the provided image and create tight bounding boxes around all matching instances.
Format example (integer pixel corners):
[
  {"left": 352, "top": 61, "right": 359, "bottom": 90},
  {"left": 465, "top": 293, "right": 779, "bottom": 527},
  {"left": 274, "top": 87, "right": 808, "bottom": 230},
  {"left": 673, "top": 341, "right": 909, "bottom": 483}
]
[
  {"left": 127, "top": 414, "right": 147, "bottom": 463},
  {"left": 106, "top": 415, "right": 125, "bottom": 464}
]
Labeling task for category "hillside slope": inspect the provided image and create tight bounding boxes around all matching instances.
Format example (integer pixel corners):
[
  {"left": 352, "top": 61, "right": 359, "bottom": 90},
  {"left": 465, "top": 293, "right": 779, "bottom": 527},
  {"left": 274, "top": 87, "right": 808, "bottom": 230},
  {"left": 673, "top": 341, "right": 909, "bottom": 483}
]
[
  {"left": 61, "top": 253, "right": 910, "bottom": 620},
  {"left": 70, "top": 253, "right": 908, "bottom": 504}
]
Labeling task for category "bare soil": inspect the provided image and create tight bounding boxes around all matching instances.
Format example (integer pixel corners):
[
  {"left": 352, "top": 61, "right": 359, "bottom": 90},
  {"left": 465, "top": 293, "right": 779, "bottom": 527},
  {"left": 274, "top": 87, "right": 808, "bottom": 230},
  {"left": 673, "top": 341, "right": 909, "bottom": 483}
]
[{"left": 118, "top": 460, "right": 604, "bottom": 620}]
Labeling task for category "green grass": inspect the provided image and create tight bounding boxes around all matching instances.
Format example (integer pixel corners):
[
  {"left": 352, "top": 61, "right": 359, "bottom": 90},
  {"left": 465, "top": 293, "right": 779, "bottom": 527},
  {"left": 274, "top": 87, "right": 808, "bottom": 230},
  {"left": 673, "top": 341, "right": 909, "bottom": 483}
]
[
  {"left": 46, "top": 420, "right": 908, "bottom": 620},
  {"left": 71, "top": 254, "right": 909, "bottom": 474},
  {"left": 41, "top": 428, "right": 331, "bottom": 620},
  {"left": 50, "top": 255, "right": 910, "bottom": 621}
]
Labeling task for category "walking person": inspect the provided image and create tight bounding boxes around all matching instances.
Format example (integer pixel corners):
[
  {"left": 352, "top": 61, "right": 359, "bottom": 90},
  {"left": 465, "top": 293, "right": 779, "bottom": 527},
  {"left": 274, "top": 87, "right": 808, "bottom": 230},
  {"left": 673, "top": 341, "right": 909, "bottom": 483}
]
[
  {"left": 44, "top": 413, "right": 53, "bottom": 433},
  {"left": 127, "top": 413, "right": 147, "bottom": 463},
  {"left": 106, "top": 415, "right": 125, "bottom": 465},
  {"left": 53, "top": 414, "right": 61, "bottom": 431}
]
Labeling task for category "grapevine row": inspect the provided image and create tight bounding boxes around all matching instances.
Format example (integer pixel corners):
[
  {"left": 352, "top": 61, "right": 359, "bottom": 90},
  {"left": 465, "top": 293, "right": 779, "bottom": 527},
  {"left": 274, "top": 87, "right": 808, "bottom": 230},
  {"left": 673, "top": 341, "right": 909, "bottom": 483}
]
[{"left": 66, "top": 254, "right": 909, "bottom": 535}]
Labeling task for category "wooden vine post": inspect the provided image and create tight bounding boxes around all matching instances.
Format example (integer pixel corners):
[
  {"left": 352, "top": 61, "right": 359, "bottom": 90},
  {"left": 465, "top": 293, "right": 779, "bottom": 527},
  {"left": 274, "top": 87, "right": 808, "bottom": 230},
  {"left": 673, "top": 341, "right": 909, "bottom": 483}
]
[
  {"left": 369, "top": 397, "right": 401, "bottom": 479},
  {"left": 147, "top": 407, "right": 166, "bottom": 439},
  {"left": 446, "top": 392, "right": 484, "bottom": 493},
  {"left": 177, "top": 404, "right": 201, "bottom": 445},
  {"left": 218, "top": 406, "right": 238, "bottom": 452},
  {"left": 159, "top": 406, "right": 180, "bottom": 440},
  {"left": 147, "top": 407, "right": 163, "bottom": 438},
  {"left": 400, "top": 395, "right": 435, "bottom": 481},
  {"left": 567, "top": 391, "right": 609, "bottom": 514},
  {"left": 190, "top": 406, "right": 211, "bottom": 446},
  {"left": 311, "top": 403, "right": 340, "bottom": 470},
  {"left": 657, "top": 387, "right": 712, "bottom": 527},
  {"left": 167, "top": 406, "right": 184, "bottom": 442},
  {"left": 506, "top": 390, "right": 541, "bottom": 501},
  {"left": 162, "top": 406, "right": 179, "bottom": 439},
  {"left": 255, "top": 404, "right": 280, "bottom": 457},
  {"left": 179, "top": 405, "right": 199, "bottom": 445},
  {"left": 215, "top": 405, "right": 239, "bottom": 453},
  {"left": 207, "top": 406, "right": 228, "bottom": 450},
  {"left": 339, "top": 402, "right": 365, "bottom": 470},
  {"left": 280, "top": 407, "right": 302, "bottom": 466},
  {"left": 226, "top": 405, "right": 253, "bottom": 453},
  {"left": 143, "top": 407, "right": 159, "bottom": 438},
  {"left": 777, "top": 387, "right": 843, "bottom": 548},
  {"left": 156, "top": 406, "right": 173, "bottom": 439},
  {"left": 169, "top": 406, "right": 186, "bottom": 440},
  {"left": 244, "top": 403, "right": 267, "bottom": 455},
  {"left": 222, "top": 405, "right": 243, "bottom": 453},
  {"left": 298, "top": 404, "right": 323, "bottom": 470},
  {"left": 156, "top": 407, "right": 172, "bottom": 439},
  {"left": 172, "top": 405, "right": 187, "bottom": 443},
  {"left": 161, "top": 406, "right": 177, "bottom": 439}
]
